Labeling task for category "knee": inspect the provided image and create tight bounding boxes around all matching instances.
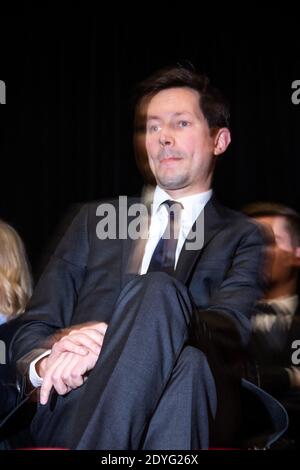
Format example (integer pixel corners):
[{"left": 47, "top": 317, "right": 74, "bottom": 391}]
[
  {"left": 123, "top": 272, "right": 175, "bottom": 294},
  {"left": 118, "top": 272, "right": 175, "bottom": 302},
  {"left": 179, "top": 346, "right": 209, "bottom": 372},
  {"left": 141, "top": 272, "right": 190, "bottom": 301},
  {"left": 142, "top": 271, "right": 177, "bottom": 289},
  {"left": 144, "top": 272, "right": 192, "bottom": 318},
  {"left": 117, "top": 272, "right": 192, "bottom": 328}
]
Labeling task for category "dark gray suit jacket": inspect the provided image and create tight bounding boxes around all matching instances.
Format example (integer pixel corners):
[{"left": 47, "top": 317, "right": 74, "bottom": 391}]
[{"left": 11, "top": 194, "right": 265, "bottom": 379}]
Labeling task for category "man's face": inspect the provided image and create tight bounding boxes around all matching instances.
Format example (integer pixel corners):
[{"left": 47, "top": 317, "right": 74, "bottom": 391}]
[
  {"left": 144, "top": 87, "right": 230, "bottom": 197},
  {"left": 256, "top": 216, "right": 297, "bottom": 286}
]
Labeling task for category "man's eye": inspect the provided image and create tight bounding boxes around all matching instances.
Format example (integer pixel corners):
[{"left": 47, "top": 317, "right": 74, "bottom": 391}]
[
  {"left": 178, "top": 120, "right": 190, "bottom": 128},
  {"left": 148, "top": 124, "right": 160, "bottom": 132}
]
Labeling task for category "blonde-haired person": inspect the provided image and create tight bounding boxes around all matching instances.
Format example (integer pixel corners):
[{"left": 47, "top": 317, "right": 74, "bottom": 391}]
[
  {"left": 0, "top": 220, "right": 33, "bottom": 439},
  {"left": 0, "top": 220, "right": 32, "bottom": 324}
]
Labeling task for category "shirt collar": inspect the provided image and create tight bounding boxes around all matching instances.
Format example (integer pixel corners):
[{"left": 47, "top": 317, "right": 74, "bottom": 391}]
[
  {"left": 264, "top": 295, "right": 299, "bottom": 316},
  {"left": 152, "top": 185, "right": 213, "bottom": 216}
]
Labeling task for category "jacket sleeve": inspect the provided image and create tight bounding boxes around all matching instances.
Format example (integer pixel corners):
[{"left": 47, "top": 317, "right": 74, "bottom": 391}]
[
  {"left": 10, "top": 204, "right": 91, "bottom": 382},
  {"left": 189, "top": 221, "right": 266, "bottom": 363}
]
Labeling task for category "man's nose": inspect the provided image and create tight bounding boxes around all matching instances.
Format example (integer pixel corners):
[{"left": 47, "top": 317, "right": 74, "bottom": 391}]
[{"left": 159, "top": 131, "right": 174, "bottom": 147}]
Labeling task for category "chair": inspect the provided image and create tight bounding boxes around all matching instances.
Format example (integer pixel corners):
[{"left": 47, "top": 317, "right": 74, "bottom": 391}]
[
  {"left": 0, "top": 378, "right": 289, "bottom": 450},
  {"left": 240, "top": 378, "right": 289, "bottom": 449}
]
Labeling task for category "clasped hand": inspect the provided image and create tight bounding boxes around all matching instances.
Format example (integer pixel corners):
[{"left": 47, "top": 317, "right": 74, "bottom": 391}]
[{"left": 38, "top": 322, "right": 108, "bottom": 405}]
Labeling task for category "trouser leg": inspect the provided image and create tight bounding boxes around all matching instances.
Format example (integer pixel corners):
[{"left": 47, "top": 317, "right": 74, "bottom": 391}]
[
  {"left": 142, "top": 346, "right": 217, "bottom": 450},
  {"left": 73, "top": 272, "right": 194, "bottom": 449}
]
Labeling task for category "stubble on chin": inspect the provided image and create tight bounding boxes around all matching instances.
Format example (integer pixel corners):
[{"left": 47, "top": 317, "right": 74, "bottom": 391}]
[{"left": 156, "top": 173, "right": 189, "bottom": 191}]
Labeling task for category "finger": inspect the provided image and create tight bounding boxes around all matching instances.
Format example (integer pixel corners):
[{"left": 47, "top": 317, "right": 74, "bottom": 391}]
[
  {"left": 62, "top": 351, "right": 99, "bottom": 389},
  {"left": 41, "top": 347, "right": 74, "bottom": 372},
  {"left": 52, "top": 336, "right": 91, "bottom": 356},
  {"left": 40, "top": 352, "right": 69, "bottom": 405},
  {"left": 82, "top": 322, "right": 108, "bottom": 336},
  {"left": 51, "top": 353, "right": 77, "bottom": 395},
  {"left": 69, "top": 326, "right": 106, "bottom": 340},
  {"left": 62, "top": 355, "right": 87, "bottom": 389},
  {"left": 71, "top": 328, "right": 106, "bottom": 347},
  {"left": 64, "top": 331, "right": 102, "bottom": 354}
]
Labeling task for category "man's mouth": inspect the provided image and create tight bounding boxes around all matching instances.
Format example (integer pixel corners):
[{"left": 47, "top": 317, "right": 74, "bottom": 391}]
[{"left": 160, "top": 156, "right": 182, "bottom": 163}]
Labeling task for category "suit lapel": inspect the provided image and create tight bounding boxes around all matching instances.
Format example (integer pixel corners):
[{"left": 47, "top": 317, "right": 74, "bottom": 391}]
[
  {"left": 121, "top": 188, "right": 154, "bottom": 287},
  {"left": 174, "top": 196, "right": 229, "bottom": 284}
]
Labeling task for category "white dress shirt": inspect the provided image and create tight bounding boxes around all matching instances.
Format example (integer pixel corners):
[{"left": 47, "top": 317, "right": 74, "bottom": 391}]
[
  {"left": 30, "top": 186, "right": 212, "bottom": 386},
  {"left": 140, "top": 186, "right": 212, "bottom": 274},
  {"left": 253, "top": 295, "right": 298, "bottom": 333},
  {"left": 252, "top": 295, "right": 298, "bottom": 353}
]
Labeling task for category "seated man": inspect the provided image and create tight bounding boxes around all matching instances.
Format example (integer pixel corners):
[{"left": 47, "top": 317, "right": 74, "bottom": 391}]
[
  {"left": 244, "top": 202, "right": 300, "bottom": 447},
  {"left": 11, "top": 65, "right": 265, "bottom": 450}
]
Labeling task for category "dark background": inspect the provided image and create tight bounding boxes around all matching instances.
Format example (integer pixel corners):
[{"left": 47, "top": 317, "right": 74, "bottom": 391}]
[{"left": 1, "top": 7, "right": 300, "bottom": 277}]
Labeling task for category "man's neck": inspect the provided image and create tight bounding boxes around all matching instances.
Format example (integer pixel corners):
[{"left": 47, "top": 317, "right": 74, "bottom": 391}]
[{"left": 159, "top": 185, "right": 212, "bottom": 200}]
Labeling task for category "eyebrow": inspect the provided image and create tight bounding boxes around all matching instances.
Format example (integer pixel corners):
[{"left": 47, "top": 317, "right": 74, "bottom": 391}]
[{"left": 146, "top": 112, "right": 193, "bottom": 121}]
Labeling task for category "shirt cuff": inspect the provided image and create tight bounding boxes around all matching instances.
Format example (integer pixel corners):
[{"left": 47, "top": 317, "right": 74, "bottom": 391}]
[{"left": 29, "top": 350, "right": 51, "bottom": 387}]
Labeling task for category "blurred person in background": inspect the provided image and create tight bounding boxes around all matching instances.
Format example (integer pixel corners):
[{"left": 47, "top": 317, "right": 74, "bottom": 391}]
[
  {"left": 0, "top": 219, "right": 33, "bottom": 447},
  {"left": 244, "top": 202, "right": 300, "bottom": 447}
]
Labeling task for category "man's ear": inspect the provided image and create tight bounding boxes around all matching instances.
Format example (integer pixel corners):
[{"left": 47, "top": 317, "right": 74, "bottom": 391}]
[{"left": 213, "top": 128, "right": 231, "bottom": 156}]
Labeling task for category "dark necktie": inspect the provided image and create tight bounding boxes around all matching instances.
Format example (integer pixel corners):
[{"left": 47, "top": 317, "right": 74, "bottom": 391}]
[{"left": 147, "top": 200, "right": 182, "bottom": 274}]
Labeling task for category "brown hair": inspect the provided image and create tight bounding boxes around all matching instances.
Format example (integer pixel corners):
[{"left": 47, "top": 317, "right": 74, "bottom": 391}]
[
  {"left": 244, "top": 202, "right": 300, "bottom": 247},
  {"left": 134, "top": 65, "right": 230, "bottom": 130}
]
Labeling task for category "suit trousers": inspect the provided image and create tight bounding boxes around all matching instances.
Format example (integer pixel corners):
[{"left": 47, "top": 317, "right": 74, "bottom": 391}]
[{"left": 32, "top": 272, "right": 231, "bottom": 449}]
